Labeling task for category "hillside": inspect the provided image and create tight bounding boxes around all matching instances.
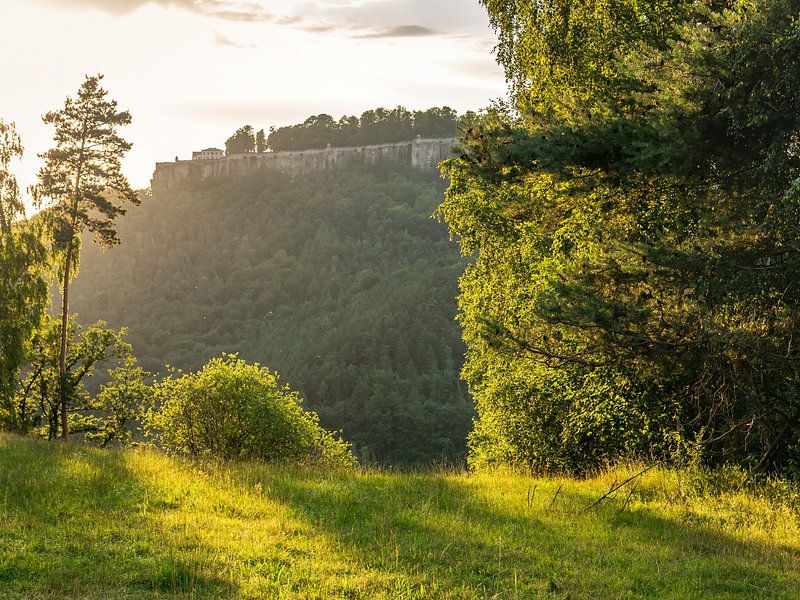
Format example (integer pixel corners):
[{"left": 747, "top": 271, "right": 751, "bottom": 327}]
[
  {"left": 68, "top": 162, "right": 471, "bottom": 465},
  {"left": 2, "top": 434, "right": 799, "bottom": 599}
]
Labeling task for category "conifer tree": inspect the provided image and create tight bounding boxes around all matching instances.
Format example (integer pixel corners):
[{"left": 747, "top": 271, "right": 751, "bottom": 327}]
[{"left": 37, "top": 74, "right": 137, "bottom": 439}]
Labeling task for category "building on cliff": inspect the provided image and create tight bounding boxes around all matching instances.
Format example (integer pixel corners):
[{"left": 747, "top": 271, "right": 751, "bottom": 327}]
[
  {"left": 192, "top": 148, "right": 224, "bottom": 160},
  {"left": 151, "top": 137, "right": 458, "bottom": 196}
]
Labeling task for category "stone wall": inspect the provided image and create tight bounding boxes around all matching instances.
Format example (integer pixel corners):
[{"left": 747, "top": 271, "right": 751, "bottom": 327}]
[{"left": 150, "top": 137, "right": 458, "bottom": 196}]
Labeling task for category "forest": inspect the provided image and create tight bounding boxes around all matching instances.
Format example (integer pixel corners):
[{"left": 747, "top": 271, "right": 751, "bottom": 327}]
[{"left": 68, "top": 162, "right": 472, "bottom": 465}]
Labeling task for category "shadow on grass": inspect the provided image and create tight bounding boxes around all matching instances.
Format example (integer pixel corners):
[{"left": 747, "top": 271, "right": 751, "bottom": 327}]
[
  {"left": 2, "top": 436, "right": 797, "bottom": 598},
  {"left": 0, "top": 435, "right": 234, "bottom": 599},
  {"left": 247, "top": 467, "right": 799, "bottom": 598}
]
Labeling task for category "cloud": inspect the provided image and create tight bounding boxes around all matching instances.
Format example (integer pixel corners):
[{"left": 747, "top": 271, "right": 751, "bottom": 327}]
[
  {"left": 355, "top": 25, "right": 440, "bottom": 39},
  {"left": 31, "top": 0, "right": 274, "bottom": 22},
  {"left": 304, "top": 0, "right": 490, "bottom": 33},
  {"left": 29, "top": 0, "right": 493, "bottom": 38},
  {"left": 281, "top": 0, "right": 494, "bottom": 40},
  {"left": 214, "top": 33, "right": 256, "bottom": 48}
]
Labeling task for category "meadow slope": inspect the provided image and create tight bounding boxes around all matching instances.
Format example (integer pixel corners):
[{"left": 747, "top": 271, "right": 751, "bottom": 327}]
[{"left": 1, "top": 434, "right": 798, "bottom": 599}]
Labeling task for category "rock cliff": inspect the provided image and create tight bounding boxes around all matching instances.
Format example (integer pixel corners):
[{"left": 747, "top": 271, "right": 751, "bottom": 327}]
[{"left": 150, "top": 137, "right": 458, "bottom": 196}]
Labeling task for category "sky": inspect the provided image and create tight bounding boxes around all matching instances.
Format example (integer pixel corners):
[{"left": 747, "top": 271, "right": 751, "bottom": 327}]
[{"left": 1, "top": 0, "right": 507, "bottom": 201}]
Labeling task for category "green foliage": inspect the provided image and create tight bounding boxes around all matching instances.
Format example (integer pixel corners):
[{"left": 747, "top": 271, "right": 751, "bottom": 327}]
[
  {"left": 440, "top": 0, "right": 800, "bottom": 474},
  {"left": 225, "top": 125, "right": 256, "bottom": 155},
  {"left": 17, "top": 316, "right": 143, "bottom": 442},
  {"left": 255, "top": 128, "right": 267, "bottom": 153},
  {"left": 147, "top": 355, "right": 354, "bottom": 467},
  {"left": 266, "top": 106, "right": 461, "bottom": 151},
  {"left": 87, "top": 357, "right": 152, "bottom": 447},
  {"left": 0, "top": 120, "right": 49, "bottom": 432},
  {"left": 70, "top": 162, "right": 471, "bottom": 465},
  {"left": 480, "top": 0, "right": 684, "bottom": 121},
  {"left": 38, "top": 74, "right": 137, "bottom": 250}
]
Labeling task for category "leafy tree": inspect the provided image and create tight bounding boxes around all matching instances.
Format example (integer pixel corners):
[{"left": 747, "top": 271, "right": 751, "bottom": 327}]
[
  {"left": 255, "top": 128, "right": 267, "bottom": 153},
  {"left": 18, "top": 317, "right": 136, "bottom": 440},
  {"left": 0, "top": 120, "right": 48, "bottom": 432},
  {"left": 146, "top": 355, "right": 354, "bottom": 466},
  {"left": 36, "top": 74, "right": 137, "bottom": 440},
  {"left": 225, "top": 125, "right": 255, "bottom": 154},
  {"left": 413, "top": 107, "right": 460, "bottom": 138},
  {"left": 87, "top": 357, "right": 151, "bottom": 447},
  {"left": 0, "top": 120, "right": 24, "bottom": 234},
  {"left": 439, "top": 0, "right": 800, "bottom": 473}
]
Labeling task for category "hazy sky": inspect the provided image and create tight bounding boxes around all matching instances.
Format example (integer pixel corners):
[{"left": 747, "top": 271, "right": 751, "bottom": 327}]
[{"left": 1, "top": 0, "right": 506, "bottom": 199}]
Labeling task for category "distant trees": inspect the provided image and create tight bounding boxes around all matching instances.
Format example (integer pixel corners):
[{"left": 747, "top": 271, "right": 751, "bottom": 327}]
[
  {"left": 267, "top": 106, "right": 460, "bottom": 151},
  {"left": 36, "top": 74, "right": 137, "bottom": 440},
  {"left": 225, "top": 125, "right": 256, "bottom": 154},
  {"left": 0, "top": 120, "right": 48, "bottom": 432},
  {"left": 219, "top": 107, "right": 461, "bottom": 154},
  {"left": 255, "top": 128, "right": 267, "bottom": 153}
]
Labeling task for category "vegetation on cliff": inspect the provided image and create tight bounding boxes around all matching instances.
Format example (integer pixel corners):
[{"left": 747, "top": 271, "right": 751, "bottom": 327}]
[
  {"left": 225, "top": 106, "right": 461, "bottom": 155},
  {"left": 70, "top": 162, "right": 472, "bottom": 465}
]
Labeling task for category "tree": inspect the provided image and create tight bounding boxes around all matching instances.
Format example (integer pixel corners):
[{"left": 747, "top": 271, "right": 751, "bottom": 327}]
[
  {"left": 0, "top": 120, "right": 24, "bottom": 234},
  {"left": 18, "top": 317, "right": 137, "bottom": 440},
  {"left": 0, "top": 120, "right": 48, "bottom": 432},
  {"left": 255, "top": 128, "right": 267, "bottom": 153},
  {"left": 439, "top": 0, "right": 800, "bottom": 473},
  {"left": 225, "top": 125, "right": 255, "bottom": 154},
  {"left": 37, "top": 74, "right": 137, "bottom": 440},
  {"left": 87, "top": 356, "right": 151, "bottom": 447}
]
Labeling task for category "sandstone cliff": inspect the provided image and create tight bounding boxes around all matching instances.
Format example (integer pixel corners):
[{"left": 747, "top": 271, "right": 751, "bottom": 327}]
[{"left": 151, "top": 137, "right": 458, "bottom": 196}]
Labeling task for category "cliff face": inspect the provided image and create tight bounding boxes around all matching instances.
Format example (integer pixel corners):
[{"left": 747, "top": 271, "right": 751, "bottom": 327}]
[{"left": 150, "top": 137, "right": 458, "bottom": 196}]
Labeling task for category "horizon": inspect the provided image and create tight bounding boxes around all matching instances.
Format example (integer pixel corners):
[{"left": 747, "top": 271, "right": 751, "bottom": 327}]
[{"left": 1, "top": 0, "right": 506, "bottom": 208}]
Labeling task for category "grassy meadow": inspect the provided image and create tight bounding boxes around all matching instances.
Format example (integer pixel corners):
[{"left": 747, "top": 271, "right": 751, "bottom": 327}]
[{"left": 0, "top": 433, "right": 798, "bottom": 599}]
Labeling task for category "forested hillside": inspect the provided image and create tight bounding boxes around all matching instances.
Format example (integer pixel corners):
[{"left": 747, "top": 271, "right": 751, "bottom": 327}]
[{"left": 69, "top": 162, "right": 471, "bottom": 465}]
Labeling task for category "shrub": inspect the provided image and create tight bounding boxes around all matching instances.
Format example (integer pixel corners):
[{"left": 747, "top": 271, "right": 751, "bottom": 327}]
[{"left": 146, "top": 355, "right": 354, "bottom": 467}]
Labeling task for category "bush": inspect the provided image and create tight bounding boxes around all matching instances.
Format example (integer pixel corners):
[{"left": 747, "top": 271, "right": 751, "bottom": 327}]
[{"left": 146, "top": 355, "right": 354, "bottom": 467}]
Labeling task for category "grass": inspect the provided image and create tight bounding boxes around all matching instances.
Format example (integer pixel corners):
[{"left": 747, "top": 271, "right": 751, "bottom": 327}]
[{"left": 0, "top": 434, "right": 798, "bottom": 599}]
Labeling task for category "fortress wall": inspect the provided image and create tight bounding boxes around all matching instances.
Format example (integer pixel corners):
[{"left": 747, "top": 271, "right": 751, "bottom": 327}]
[{"left": 150, "top": 138, "right": 458, "bottom": 197}]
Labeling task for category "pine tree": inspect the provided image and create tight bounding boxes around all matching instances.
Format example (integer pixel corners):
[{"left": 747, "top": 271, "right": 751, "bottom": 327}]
[{"left": 37, "top": 74, "right": 137, "bottom": 439}]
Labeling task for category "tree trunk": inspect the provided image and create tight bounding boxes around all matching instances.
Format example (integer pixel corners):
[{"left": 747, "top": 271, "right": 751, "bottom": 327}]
[{"left": 58, "top": 237, "right": 73, "bottom": 440}]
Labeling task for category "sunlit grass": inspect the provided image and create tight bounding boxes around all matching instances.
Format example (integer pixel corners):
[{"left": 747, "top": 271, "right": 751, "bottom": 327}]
[{"left": 1, "top": 433, "right": 798, "bottom": 598}]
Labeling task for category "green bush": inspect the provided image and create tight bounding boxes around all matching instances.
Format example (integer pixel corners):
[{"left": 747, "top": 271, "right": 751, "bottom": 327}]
[{"left": 147, "top": 355, "right": 354, "bottom": 467}]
